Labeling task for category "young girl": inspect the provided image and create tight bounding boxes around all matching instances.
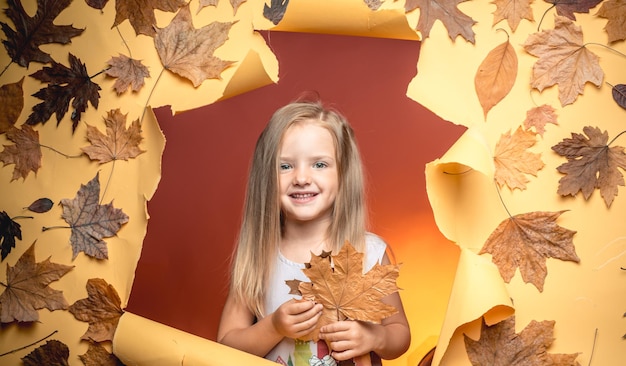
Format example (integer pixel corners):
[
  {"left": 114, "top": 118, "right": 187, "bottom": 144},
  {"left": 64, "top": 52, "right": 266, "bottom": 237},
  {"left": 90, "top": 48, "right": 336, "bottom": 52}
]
[{"left": 217, "top": 100, "right": 410, "bottom": 365}]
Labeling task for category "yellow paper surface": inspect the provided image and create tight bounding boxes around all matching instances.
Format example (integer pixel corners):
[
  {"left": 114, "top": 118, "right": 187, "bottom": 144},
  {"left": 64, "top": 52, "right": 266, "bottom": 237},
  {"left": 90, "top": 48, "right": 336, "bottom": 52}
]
[{"left": 113, "top": 312, "right": 277, "bottom": 365}]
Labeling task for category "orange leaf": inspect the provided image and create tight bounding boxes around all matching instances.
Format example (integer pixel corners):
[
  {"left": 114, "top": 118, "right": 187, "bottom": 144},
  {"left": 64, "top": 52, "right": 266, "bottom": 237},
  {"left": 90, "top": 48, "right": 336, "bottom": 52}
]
[
  {"left": 492, "top": 0, "right": 534, "bottom": 32},
  {"left": 523, "top": 15, "right": 604, "bottom": 106},
  {"left": 154, "top": 3, "right": 236, "bottom": 87},
  {"left": 479, "top": 211, "right": 579, "bottom": 292},
  {"left": 523, "top": 104, "right": 558, "bottom": 136},
  {"left": 0, "top": 241, "right": 74, "bottom": 323},
  {"left": 294, "top": 241, "right": 400, "bottom": 341},
  {"left": 475, "top": 39, "right": 518, "bottom": 119},
  {"left": 0, "top": 125, "right": 42, "bottom": 181},
  {"left": 69, "top": 278, "right": 124, "bottom": 342},
  {"left": 81, "top": 109, "right": 145, "bottom": 164},
  {"left": 494, "top": 126, "right": 544, "bottom": 191}
]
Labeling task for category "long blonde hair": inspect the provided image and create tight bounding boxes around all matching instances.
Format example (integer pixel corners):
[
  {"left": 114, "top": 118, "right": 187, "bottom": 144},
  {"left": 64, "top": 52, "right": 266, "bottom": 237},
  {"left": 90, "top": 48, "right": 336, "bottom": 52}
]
[{"left": 230, "top": 100, "right": 368, "bottom": 317}]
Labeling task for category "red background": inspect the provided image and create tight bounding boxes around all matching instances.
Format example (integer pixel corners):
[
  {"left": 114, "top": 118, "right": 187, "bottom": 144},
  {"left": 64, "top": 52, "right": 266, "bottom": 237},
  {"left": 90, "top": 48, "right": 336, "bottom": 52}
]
[{"left": 126, "top": 31, "right": 466, "bottom": 345}]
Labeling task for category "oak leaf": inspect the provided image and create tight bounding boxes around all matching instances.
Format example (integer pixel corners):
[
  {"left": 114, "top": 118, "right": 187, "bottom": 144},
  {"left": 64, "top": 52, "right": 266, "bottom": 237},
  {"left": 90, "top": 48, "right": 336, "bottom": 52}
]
[
  {"left": 494, "top": 126, "right": 545, "bottom": 191},
  {"left": 0, "top": 77, "right": 24, "bottom": 134},
  {"left": 0, "top": 0, "right": 84, "bottom": 67},
  {"left": 60, "top": 172, "right": 129, "bottom": 260},
  {"left": 0, "top": 211, "right": 21, "bottom": 261},
  {"left": 475, "top": 39, "right": 518, "bottom": 119},
  {"left": 288, "top": 241, "right": 400, "bottom": 341},
  {"left": 612, "top": 84, "right": 626, "bottom": 110},
  {"left": 264, "top": 0, "right": 290, "bottom": 25},
  {"left": 154, "top": 4, "right": 236, "bottom": 87},
  {"left": 113, "top": 0, "right": 186, "bottom": 37},
  {"left": 21, "top": 340, "right": 70, "bottom": 366},
  {"left": 79, "top": 341, "right": 124, "bottom": 366},
  {"left": 492, "top": 0, "right": 534, "bottom": 32},
  {"left": 25, "top": 53, "right": 101, "bottom": 132},
  {"left": 479, "top": 211, "right": 579, "bottom": 292},
  {"left": 69, "top": 278, "right": 124, "bottom": 342},
  {"left": 105, "top": 54, "right": 150, "bottom": 94},
  {"left": 596, "top": 0, "right": 626, "bottom": 43},
  {"left": 0, "top": 125, "right": 42, "bottom": 181},
  {"left": 523, "top": 15, "right": 604, "bottom": 107},
  {"left": 0, "top": 241, "right": 74, "bottom": 323},
  {"left": 464, "top": 316, "right": 581, "bottom": 365},
  {"left": 552, "top": 126, "right": 626, "bottom": 207},
  {"left": 523, "top": 104, "right": 558, "bottom": 136},
  {"left": 81, "top": 109, "right": 145, "bottom": 164},
  {"left": 545, "top": 0, "right": 603, "bottom": 20},
  {"left": 405, "top": 0, "right": 477, "bottom": 43}
]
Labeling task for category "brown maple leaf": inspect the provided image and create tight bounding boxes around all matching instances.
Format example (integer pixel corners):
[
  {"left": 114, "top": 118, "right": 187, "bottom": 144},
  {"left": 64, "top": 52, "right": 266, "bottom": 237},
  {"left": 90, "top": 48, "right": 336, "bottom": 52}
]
[
  {"left": 492, "top": 0, "right": 534, "bottom": 32},
  {"left": 0, "top": 77, "right": 24, "bottom": 134},
  {"left": 552, "top": 126, "right": 626, "bottom": 207},
  {"left": 479, "top": 211, "right": 579, "bottom": 292},
  {"left": 289, "top": 241, "right": 400, "bottom": 341},
  {"left": 113, "top": 0, "right": 186, "bottom": 37},
  {"left": 25, "top": 53, "right": 101, "bottom": 132},
  {"left": 545, "top": 0, "right": 603, "bottom": 20},
  {"left": 81, "top": 109, "right": 145, "bottom": 164},
  {"left": 0, "top": 125, "right": 42, "bottom": 181},
  {"left": 69, "top": 278, "right": 124, "bottom": 342},
  {"left": 494, "top": 126, "right": 545, "bottom": 191},
  {"left": 105, "top": 54, "right": 150, "bottom": 94},
  {"left": 405, "top": 0, "right": 477, "bottom": 43},
  {"left": 596, "top": 0, "right": 626, "bottom": 43},
  {"left": 464, "top": 316, "right": 581, "bottom": 365},
  {"left": 59, "top": 172, "right": 129, "bottom": 260},
  {"left": 0, "top": 241, "right": 74, "bottom": 323},
  {"left": 231, "top": 0, "right": 248, "bottom": 15},
  {"left": 79, "top": 340, "right": 124, "bottom": 366},
  {"left": 154, "top": 4, "right": 236, "bottom": 87},
  {"left": 523, "top": 15, "right": 604, "bottom": 107},
  {"left": 197, "top": 0, "right": 219, "bottom": 14},
  {"left": 475, "top": 39, "right": 518, "bottom": 119},
  {"left": 523, "top": 104, "right": 558, "bottom": 136},
  {"left": 0, "top": 0, "right": 84, "bottom": 67},
  {"left": 21, "top": 340, "right": 70, "bottom": 366}
]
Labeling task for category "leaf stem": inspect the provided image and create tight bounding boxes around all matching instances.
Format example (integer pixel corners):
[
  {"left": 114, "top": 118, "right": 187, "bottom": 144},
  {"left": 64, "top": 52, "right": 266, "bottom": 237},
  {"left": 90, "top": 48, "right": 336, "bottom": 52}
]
[
  {"left": 140, "top": 67, "right": 165, "bottom": 124},
  {"left": 537, "top": 4, "right": 556, "bottom": 31},
  {"left": 100, "top": 160, "right": 116, "bottom": 205},
  {"left": 115, "top": 25, "right": 132, "bottom": 58},
  {"left": 90, "top": 66, "right": 111, "bottom": 79},
  {"left": 11, "top": 216, "right": 33, "bottom": 220},
  {"left": 0, "top": 330, "right": 58, "bottom": 357},
  {"left": 0, "top": 61, "right": 12, "bottom": 79},
  {"left": 494, "top": 179, "right": 514, "bottom": 219},
  {"left": 41, "top": 225, "right": 71, "bottom": 231},
  {"left": 39, "top": 144, "right": 83, "bottom": 158},
  {"left": 587, "top": 328, "right": 597, "bottom": 366},
  {"left": 584, "top": 43, "right": 626, "bottom": 60},
  {"left": 607, "top": 130, "right": 626, "bottom": 146}
]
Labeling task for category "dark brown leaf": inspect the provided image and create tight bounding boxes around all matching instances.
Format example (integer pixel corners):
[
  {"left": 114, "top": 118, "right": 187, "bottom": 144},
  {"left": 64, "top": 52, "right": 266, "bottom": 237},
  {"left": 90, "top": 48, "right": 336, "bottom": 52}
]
[
  {"left": 60, "top": 172, "right": 129, "bottom": 260},
  {"left": 0, "top": 125, "right": 42, "bottom": 181},
  {"left": 69, "top": 278, "right": 124, "bottom": 342},
  {"left": 26, "top": 198, "right": 54, "bottom": 213},
  {"left": 0, "top": 0, "right": 84, "bottom": 67},
  {"left": 264, "top": 0, "right": 289, "bottom": 25},
  {"left": 0, "top": 211, "right": 21, "bottom": 261},
  {"left": 21, "top": 340, "right": 70, "bottom": 366},
  {"left": 86, "top": 0, "right": 110, "bottom": 10},
  {"left": 596, "top": 0, "right": 626, "bottom": 43},
  {"left": 79, "top": 341, "right": 124, "bottom": 366},
  {"left": 25, "top": 53, "right": 101, "bottom": 132},
  {"left": 113, "top": 0, "right": 186, "bottom": 37},
  {"left": 0, "top": 77, "right": 24, "bottom": 134},
  {"left": 612, "top": 84, "right": 626, "bottom": 110},
  {"left": 545, "top": 0, "right": 603, "bottom": 20},
  {"left": 405, "top": 0, "right": 476, "bottom": 43}
]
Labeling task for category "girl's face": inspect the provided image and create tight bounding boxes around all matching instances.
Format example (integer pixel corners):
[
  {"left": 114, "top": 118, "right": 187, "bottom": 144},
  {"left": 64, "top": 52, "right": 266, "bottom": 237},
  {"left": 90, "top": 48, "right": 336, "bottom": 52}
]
[{"left": 278, "top": 120, "right": 339, "bottom": 226}]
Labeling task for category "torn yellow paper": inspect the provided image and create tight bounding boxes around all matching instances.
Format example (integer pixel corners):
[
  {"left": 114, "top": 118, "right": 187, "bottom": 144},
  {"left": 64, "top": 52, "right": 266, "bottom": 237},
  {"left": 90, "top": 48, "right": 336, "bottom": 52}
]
[{"left": 113, "top": 312, "right": 277, "bottom": 366}]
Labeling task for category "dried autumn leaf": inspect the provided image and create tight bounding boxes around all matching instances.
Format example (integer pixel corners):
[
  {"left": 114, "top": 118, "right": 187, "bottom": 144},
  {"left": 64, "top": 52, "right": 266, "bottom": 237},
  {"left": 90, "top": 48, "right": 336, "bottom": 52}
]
[
  {"left": 26, "top": 198, "right": 54, "bottom": 213},
  {"left": 231, "top": 0, "right": 247, "bottom": 15},
  {"left": 86, "top": 0, "right": 109, "bottom": 10},
  {"left": 475, "top": 39, "right": 518, "bottom": 119},
  {"left": 523, "top": 15, "right": 604, "bottom": 107},
  {"left": 405, "top": 0, "right": 477, "bottom": 43},
  {"left": 464, "top": 316, "right": 581, "bottom": 365},
  {"left": 596, "top": 0, "right": 626, "bottom": 43},
  {"left": 79, "top": 340, "right": 124, "bottom": 366},
  {"left": 291, "top": 241, "right": 400, "bottom": 341},
  {"left": 545, "top": 0, "right": 603, "bottom": 20},
  {"left": 0, "top": 241, "right": 74, "bottom": 323},
  {"left": 113, "top": 0, "right": 186, "bottom": 37},
  {"left": 81, "top": 109, "right": 145, "bottom": 164},
  {"left": 365, "top": 0, "right": 384, "bottom": 11},
  {"left": 612, "top": 84, "right": 626, "bottom": 110},
  {"left": 0, "top": 77, "right": 24, "bottom": 134},
  {"left": 0, "top": 125, "right": 42, "bottom": 181},
  {"left": 494, "top": 126, "right": 545, "bottom": 191},
  {"left": 523, "top": 104, "right": 558, "bottom": 136},
  {"left": 492, "top": 0, "right": 534, "bottom": 32},
  {"left": 197, "top": 0, "right": 219, "bottom": 14},
  {"left": 69, "top": 278, "right": 124, "bottom": 342},
  {"left": 264, "top": 0, "right": 290, "bottom": 25},
  {"left": 59, "top": 172, "right": 129, "bottom": 260},
  {"left": 0, "top": 211, "right": 21, "bottom": 261},
  {"left": 105, "top": 54, "right": 150, "bottom": 94},
  {"left": 479, "top": 211, "right": 579, "bottom": 292},
  {"left": 21, "top": 339, "right": 70, "bottom": 366},
  {"left": 552, "top": 126, "right": 626, "bottom": 207},
  {"left": 25, "top": 53, "right": 101, "bottom": 132},
  {"left": 154, "top": 4, "right": 236, "bottom": 87},
  {"left": 0, "top": 0, "right": 84, "bottom": 67}
]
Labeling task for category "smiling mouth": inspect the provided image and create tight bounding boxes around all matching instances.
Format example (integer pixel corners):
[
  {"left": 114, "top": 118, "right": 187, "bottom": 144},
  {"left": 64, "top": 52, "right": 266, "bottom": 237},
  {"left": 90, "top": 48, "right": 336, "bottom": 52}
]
[{"left": 290, "top": 193, "right": 317, "bottom": 199}]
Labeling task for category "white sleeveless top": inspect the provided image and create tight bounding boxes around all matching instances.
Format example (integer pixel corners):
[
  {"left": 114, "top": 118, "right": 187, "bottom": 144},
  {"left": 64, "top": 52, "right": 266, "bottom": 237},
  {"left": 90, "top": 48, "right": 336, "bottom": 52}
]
[{"left": 263, "top": 233, "right": 387, "bottom": 366}]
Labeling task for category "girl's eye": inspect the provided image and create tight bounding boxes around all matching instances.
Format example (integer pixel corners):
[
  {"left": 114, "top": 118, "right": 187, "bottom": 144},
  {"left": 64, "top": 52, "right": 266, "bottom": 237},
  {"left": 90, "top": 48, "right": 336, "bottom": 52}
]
[
  {"left": 279, "top": 163, "right": 292, "bottom": 170},
  {"left": 313, "top": 162, "right": 328, "bottom": 169}
]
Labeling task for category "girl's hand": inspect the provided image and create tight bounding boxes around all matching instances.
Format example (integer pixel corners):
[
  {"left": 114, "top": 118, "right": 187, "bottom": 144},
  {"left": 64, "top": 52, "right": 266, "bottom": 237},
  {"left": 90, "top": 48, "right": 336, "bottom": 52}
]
[
  {"left": 271, "top": 299, "right": 323, "bottom": 339},
  {"left": 318, "top": 320, "right": 383, "bottom": 361}
]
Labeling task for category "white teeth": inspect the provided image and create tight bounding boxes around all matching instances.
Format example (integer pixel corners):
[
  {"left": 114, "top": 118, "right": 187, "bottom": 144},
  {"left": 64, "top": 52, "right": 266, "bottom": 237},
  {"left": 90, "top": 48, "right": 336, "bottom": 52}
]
[{"left": 292, "top": 193, "right": 315, "bottom": 198}]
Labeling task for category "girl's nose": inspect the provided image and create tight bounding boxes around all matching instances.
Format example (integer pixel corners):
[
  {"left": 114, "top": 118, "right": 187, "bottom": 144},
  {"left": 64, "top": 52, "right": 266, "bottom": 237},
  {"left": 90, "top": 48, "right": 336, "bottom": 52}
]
[{"left": 293, "top": 167, "right": 311, "bottom": 185}]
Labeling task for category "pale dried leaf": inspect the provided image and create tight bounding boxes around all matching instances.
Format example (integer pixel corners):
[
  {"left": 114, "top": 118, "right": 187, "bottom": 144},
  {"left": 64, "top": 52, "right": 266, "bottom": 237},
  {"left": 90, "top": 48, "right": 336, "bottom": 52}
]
[
  {"left": 494, "top": 126, "right": 544, "bottom": 190},
  {"left": 475, "top": 39, "right": 518, "bottom": 118}
]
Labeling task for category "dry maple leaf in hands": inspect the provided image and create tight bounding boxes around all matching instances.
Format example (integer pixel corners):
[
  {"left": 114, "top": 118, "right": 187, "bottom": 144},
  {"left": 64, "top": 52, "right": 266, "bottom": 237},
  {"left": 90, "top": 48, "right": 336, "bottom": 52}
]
[{"left": 286, "top": 241, "right": 400, "bottom": 341}]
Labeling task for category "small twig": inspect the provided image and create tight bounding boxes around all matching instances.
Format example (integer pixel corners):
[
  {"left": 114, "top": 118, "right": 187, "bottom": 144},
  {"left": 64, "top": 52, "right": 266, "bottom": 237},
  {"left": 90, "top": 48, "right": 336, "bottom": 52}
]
[
  {"left": 41, "top": 225, "right": 71, "bottom": 232},
  {"left": 0, "top": 330, "right": 58, "bottom": 357},
  {"left": 607, "top": 130, "right": 626, "bottom": 147},
  {"left": 11, "top": 216, "right": 33, "bottom": 220},
  {"left": 494, "top": 179, "right": 514, "bottom": 218},
  {"left": 39, "top": 144, "right": 83, "bottom": 159},
  {"left": 588, "top": 328, "right": 598, "bottom": 366},
  {"left": 100, "top": 161, "right": 116, "bottom": 205}
]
